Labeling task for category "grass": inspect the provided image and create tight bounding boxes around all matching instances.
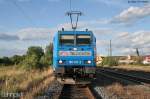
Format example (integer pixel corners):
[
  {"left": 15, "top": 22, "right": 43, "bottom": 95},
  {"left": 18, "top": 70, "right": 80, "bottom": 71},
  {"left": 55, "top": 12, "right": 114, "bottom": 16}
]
[
  {"left": 106, "top": 83, "right": 150, "bottom": 99},
  {"left": 0, "top": 66, "right": 54, "bottom": 98}
]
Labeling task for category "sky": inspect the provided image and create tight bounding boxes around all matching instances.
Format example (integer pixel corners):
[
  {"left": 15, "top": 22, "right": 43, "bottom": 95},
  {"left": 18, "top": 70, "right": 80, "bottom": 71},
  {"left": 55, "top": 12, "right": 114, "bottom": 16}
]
[{"left": 0, "top": 0, "right": 150, "bottom": 57}]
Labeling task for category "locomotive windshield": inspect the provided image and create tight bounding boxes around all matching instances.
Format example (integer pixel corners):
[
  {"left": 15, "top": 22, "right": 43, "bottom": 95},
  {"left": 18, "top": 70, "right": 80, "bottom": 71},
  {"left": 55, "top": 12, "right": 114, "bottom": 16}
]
[
  {"left": 76, "top": 34, "right": 91, "bottom": 45},
  {"left": 59, "top": 34, "right": 91, "bottom": 45},
  {"left": 60, "top": 34, "right": 74, "bottom": 45}
]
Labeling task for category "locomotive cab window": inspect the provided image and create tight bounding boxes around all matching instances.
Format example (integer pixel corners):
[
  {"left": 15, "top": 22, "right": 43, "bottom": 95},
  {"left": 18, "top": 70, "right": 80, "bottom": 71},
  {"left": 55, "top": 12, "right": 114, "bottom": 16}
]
[
  {"left": 76, "top": 35, "right": 91, "bottom": 45},
  {"left": 60, "top": 35, "right": 74, "bottom": 45}
]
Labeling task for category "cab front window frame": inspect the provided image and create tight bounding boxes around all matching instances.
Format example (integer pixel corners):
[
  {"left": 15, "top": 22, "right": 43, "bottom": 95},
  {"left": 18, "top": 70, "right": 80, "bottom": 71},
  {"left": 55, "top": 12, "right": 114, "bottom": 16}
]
[{"left": 76, "top": 34, "right": 91, "bottom": 45}]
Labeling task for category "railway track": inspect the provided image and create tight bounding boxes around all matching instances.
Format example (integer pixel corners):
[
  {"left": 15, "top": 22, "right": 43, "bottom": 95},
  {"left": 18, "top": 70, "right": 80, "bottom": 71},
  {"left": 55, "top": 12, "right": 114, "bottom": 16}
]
[
  {"left": 97, "top": 68, "right": 150, "bottom": 87},
  {"left": 59, "top": 84, "right": 95, "bottom": 99}
]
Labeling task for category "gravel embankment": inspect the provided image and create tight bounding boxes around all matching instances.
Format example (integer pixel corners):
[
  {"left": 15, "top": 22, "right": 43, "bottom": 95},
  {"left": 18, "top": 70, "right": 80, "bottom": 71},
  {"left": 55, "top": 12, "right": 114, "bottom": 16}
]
[
  {"left": 36, "top": 80, "right": 63, "bottom": 99},
  {"left": 91, "top": 72, "right": 120, "bottom": 99}
]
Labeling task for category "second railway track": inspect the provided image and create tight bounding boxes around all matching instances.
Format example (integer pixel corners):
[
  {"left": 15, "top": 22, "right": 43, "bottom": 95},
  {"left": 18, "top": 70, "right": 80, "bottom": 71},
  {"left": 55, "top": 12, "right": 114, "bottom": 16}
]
[
  {"left": 59, "top": 84, "right": 95, "bottom": 99},
  {"left": 98, "top": 68, "right": 150, "bottom": 87}
]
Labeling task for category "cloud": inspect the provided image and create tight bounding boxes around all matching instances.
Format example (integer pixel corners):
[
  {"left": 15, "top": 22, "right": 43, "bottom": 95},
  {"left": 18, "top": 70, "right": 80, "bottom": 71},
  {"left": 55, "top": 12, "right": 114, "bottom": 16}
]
[
  {"left": 1, "top": 26, "right": 150, "bottom": 56},
  {"left": 0, "top": 27, "right": 55, "bottom": 57},
  {"left": 93, "top": 28, "right": 114, "bottom": 35},
  {"left": 0, "top": 48, "right": 26, "bottom": 57},
  {"left": 0, "top": 27, "right": 56, "bottom": 41},
  {"left": 112, "top": 31, "right": 150, "bottom": 55},
  {"left": 0, "top": 27, "right": 56, "bottom": 57},
  {"left": 95, "top": 30, "right": 150, "bottom": 56},
  {"left": 17, "top": 27, "right": 56, "bottom": 40},
  {"left": 131, "top": 31, "right": 150, "bottom": 47},
  {"left": 0, "top": 33, "right": 19, "bottom": 41},
  {"left": 110, "top": 4, "right": 150, "bottom": 24},
  {"left": 116, "top": 48, "right": 136, "bottom": 55},
  {"left": 97, "top": 40, "right": 109, "bottom": 46},
  {"left": 116, "top": 32, "right": 129, "bottom": 38},
  {"left": 58, "top": 19, "right": 109, "bottom": 31}
]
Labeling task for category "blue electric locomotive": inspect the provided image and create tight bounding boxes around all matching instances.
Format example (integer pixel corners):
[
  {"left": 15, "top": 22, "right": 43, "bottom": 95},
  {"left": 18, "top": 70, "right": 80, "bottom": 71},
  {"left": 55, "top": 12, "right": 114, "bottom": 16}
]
[{"left": 53, "top": 28, "right": 96, "bottom": 84}]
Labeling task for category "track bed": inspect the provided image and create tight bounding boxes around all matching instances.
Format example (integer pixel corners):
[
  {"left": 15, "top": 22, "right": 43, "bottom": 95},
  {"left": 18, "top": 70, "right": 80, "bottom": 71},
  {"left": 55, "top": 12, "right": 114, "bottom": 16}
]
[{"left": 59, "top": 84, "right": 95, "bottom": 99}]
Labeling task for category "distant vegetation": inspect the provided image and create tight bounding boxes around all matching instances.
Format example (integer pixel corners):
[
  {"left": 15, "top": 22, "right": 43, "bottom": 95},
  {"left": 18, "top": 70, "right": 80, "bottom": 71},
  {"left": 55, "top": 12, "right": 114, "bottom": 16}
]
[
  {"left": 99, "top": 56, "right": 149, "bottom": 67},
  {"left": 101, "top": 56, "right": 119, "bottom": 66},
  {"left": 0, "top": 43, "right": 53, "bottom": 70}
]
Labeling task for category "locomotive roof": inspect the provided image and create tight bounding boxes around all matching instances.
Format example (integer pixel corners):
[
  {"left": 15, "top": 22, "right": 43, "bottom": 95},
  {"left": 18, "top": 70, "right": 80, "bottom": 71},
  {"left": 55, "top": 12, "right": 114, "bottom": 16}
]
[{"left": 57, "top": 30, "right": 93, "bottom": 34}]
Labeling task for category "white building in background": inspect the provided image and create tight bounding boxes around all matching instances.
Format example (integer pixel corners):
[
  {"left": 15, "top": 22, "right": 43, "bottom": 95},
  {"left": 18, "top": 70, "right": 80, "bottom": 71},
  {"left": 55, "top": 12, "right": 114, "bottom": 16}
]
[
  {"left": 96, "top": 56, "right": 103, "bottom": 64},
  {"left": 118, "top": 59, "right": 135, "bottom": 64},
  {"left": 143, "top": 55, "right": 150, "bottom": 64},
  {"left": 127, "top": 55, "right": 131, "bottom": 60},
  {"left": 118, "top": 55, "right": 136, "bottom": 64}
]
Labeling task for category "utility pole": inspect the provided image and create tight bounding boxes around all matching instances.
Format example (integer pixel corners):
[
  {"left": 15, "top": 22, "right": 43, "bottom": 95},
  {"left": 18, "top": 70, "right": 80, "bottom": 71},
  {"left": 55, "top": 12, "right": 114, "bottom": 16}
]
[
  {"left": 107, "top": 40, "right": 112, "bottom": 57},
  {"left": 108, "top": 40, "right": 112, "bottom": 66},
  {"left": 136, "top": 48, "right": 141, "bottom": 64},
  {"left": 110, "top": 40, "right": 112, "bottom": 57},
  {"left": 136, "top": 48, "right": 140, "bottom": 56}
]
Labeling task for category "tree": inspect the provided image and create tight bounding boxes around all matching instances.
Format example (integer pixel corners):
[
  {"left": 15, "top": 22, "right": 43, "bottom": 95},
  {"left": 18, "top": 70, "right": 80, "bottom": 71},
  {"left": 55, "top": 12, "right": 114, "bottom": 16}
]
[
  {"left": 22, "top": 54, "right": 42, "bottom": 69},
  {"left": 0, "top": 57, "right": 12, "bottom": 66},
  {"left": 22, "top": 46, "right": 44, "bottom": 69},
  {"left": 40, "top": 55, "right": 49, "bottom": 67},
  {"left": 0, "top": 45, "right": 53, "bottom": 69},
  {"left": 44, "top": 43, "right": 53, "bottom": 65},
  {"left": 10, "top": 55, "right": 24, "bottom": 65},
  {"left": 0, "top": 58, "right": 2, "bottom": 63},
  {"left": 27, "top": 46, "right": 44, "bottom": 59}
]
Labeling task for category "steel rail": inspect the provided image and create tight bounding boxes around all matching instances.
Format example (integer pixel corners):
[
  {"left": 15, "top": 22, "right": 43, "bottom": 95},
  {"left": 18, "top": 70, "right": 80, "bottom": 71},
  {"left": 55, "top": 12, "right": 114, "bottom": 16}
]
[
  {"left": 59, "top": 84, "right": 95, "bottom": 99},
  {"left": 100, "top": 68, "right": 150, "bottom": 84},
  {"left": 97, "top": 68, "right": 150, "bottom": 87}
]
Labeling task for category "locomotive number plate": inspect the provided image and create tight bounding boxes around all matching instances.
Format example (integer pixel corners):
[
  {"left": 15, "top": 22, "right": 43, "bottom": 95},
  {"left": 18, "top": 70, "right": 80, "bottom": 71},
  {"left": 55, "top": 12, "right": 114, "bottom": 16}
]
[{"left": 69, "top": 60, "right": 82, "bottom": 64}]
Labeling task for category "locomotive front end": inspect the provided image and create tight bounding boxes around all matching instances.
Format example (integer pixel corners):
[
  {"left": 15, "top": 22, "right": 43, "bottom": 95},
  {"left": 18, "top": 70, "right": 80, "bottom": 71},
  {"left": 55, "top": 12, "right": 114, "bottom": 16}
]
[{"left": 53, "top": 30, "right": 96, "bottom": 84}]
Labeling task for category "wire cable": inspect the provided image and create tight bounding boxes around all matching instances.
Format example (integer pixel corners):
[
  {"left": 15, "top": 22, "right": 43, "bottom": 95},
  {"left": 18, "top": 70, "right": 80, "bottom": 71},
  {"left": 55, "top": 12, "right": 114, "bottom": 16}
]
[
  {"left": 9, "top": 0, "right": 36, "bottom": 26},
  {"left": 69, "top": 0, "right": 72, "bottom": 11}
]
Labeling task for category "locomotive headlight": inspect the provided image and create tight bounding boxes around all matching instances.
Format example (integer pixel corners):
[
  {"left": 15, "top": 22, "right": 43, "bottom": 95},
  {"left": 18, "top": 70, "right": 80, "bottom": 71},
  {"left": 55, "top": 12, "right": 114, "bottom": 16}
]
[
  {"left": 87, "top": 60, "right": 91, "bottom": 64},
  {"left": 73, "top": 48, "right": 77, "bottom": 51},
  {"left": 59, "top": 60, "right": 63, "bottom": 64}
]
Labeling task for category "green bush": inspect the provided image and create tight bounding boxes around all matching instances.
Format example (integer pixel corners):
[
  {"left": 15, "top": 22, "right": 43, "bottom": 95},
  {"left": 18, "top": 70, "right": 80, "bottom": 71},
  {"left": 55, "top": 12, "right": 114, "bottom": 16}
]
[
  {"left": 27, "top": 46, "right": 44, "bottom": 58},
  {"left": 44, "top": 43, "right": 53, "bottom": 65},
  {"left": 21, "top": 55, "right": 40, "bottom": 69},
  {"left": 10, "top": 55, "right": 25, "bottom": 65},
  {"left": 40, "top": 55, "right": 49, "bottom": 67},
  {"left": 101, "top": 57, "right": 118, "bottom": 66},
  {"left": 21, "top": 46, "right": 44, "bottom": 69}
]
